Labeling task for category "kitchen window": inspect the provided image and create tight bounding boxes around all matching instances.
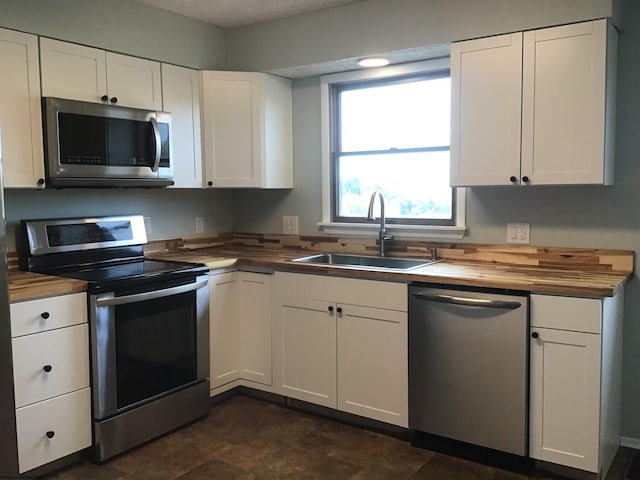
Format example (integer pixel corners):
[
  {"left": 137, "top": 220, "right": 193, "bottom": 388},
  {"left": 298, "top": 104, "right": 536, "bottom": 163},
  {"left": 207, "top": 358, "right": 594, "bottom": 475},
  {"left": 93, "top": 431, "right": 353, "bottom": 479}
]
[{"left": 319, "top": 59, "right": 466, "bottom": 239}]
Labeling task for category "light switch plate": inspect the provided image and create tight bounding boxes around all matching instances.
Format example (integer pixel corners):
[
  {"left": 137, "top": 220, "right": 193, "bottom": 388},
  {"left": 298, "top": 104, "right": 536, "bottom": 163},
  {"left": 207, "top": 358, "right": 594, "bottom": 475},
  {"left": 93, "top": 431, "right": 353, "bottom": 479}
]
[
  {"left": 507, "top": 223, "right": 530, "bottom": 244},
  {"left": 195, "top": 217, "right": 204, "bottom": 234},
  {"left": 282, "top": 216, "right": 299, "bottom": 234}
]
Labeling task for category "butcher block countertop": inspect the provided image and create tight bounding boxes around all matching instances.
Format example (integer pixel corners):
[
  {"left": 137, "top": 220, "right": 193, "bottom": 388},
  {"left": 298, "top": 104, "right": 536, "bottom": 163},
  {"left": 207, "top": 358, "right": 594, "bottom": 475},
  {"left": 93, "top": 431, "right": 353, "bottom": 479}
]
[
  {"left": 8, "top": 234, "right": 634, "bottom": 301},
  {"left": 8, "top": 270, "right": 87, "bottom": 303},
  {"left": 147, "top": 245, "right": 631, "bottom": 298}
]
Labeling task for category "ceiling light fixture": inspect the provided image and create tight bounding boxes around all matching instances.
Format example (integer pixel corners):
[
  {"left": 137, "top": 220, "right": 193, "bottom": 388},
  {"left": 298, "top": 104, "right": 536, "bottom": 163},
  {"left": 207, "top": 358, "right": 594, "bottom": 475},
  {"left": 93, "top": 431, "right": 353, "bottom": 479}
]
[{"left": 358, "top": 57, "right": 390, "bottom": 68}]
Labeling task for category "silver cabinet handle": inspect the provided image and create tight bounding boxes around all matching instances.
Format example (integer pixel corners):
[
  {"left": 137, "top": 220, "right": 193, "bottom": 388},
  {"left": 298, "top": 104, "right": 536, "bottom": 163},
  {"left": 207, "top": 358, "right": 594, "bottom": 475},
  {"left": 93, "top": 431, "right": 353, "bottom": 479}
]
[
  {"left": 96, "top": 279, "right": 208, "bottom": 307},
  {"left": 149, "top": 116, "right": 161, "bottom": 173},
  {"left": 411, "top": 291, "right": 521, "bottom": 310}
]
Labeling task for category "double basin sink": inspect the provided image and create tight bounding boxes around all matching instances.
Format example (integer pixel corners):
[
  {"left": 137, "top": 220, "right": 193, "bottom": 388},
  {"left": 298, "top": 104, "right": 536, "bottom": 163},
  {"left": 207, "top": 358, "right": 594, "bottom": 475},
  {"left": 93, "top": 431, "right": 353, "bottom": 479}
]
[{"left": 291, "top": 253, "right": 439, "bottom": 272}]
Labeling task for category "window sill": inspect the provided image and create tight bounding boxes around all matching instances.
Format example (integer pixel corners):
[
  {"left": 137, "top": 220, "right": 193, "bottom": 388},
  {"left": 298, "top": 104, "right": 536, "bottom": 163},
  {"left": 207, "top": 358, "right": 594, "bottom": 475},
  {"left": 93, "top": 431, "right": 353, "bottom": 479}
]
[{"left": 317, "top": 222, "right": 466, "bottom": 240}]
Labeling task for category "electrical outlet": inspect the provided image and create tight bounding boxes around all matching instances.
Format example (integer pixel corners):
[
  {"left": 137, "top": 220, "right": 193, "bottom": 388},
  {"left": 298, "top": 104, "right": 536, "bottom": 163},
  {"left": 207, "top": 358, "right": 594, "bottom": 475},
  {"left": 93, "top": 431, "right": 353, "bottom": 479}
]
[
  {"left": 195, "top": 217, "right": 204, "bottom": 234},
  {"left": 507, "top": 223, "right": 530, "bottom": 244},
  {"left": 143, "top": 216, "right": 152, "bottom": 237},
  {"left": 282, "top": 216, "right": 299, "bottom": 235}
]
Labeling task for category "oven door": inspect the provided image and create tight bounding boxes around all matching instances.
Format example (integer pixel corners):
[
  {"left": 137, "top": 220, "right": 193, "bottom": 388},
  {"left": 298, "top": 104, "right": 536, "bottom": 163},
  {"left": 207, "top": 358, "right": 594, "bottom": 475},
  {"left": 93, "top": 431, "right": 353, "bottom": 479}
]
[{"left": 90, "top": 274, "right": 209, "bottom": 420}]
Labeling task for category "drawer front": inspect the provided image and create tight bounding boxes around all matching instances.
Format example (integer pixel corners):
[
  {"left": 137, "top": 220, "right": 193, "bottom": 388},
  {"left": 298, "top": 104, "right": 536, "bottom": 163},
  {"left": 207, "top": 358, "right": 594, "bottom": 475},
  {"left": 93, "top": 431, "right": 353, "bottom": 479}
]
[
  {"left": 275, "top": 272, "right": 407, "bottom": 311},
  {"left": 12, "top": 324, "right": 90, "bottom": 408},
  {"left": 15, "top": 387, "right": 91, "bottom": 473},
  {"left": 530, "top": 294, "right": 602, "bottom": 334},
  {"left": 10, "top": 293, "right": 87, "bottom": 337}
]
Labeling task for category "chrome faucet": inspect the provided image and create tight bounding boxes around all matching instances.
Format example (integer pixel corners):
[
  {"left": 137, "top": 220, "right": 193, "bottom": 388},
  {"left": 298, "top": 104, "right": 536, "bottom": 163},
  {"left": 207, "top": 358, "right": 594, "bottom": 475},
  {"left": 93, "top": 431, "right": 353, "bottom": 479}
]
[{"left": 367, "top": 191, "right": 393, "bottom": 257}]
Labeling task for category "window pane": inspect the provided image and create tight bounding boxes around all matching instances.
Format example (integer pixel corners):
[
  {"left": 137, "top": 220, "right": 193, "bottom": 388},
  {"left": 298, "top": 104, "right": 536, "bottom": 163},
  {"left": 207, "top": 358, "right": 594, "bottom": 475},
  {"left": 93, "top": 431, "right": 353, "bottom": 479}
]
[
  {"left": 337, "top": 151, "right": 452, "bottom": 220},
  {"left": 340, "top": 77, "right": 450, "bottom": 152}
]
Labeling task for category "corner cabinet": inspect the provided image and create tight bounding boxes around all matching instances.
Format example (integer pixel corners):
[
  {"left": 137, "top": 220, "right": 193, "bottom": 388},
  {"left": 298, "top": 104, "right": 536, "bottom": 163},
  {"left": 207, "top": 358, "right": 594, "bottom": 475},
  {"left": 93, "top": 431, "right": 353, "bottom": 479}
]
[
  {"left": 0, "top": 28, "right": 45, "bottom": 188},
  {"left": 275, "top": 272, "right": 408, "bottom": 427},
  {"left": 451, "top": 19, "right": 617, "bottom": 186},
  {"left": 9, "top": 292, "right": 91, "bottom": 474},
  {"left": 529, "top": 293, "right": 623, "bottom": 477},
  {"left": 200, "top": 71, "right": 293, "bottom": 188},
  {"left": 40, "top": 37, "right": 162, "bottom": 110},
  {"left": 161, "top": 64, "right": 203, "bottom": 188},
  {"left": 209, "top": 271, "right": 273, "bottom": 395}
]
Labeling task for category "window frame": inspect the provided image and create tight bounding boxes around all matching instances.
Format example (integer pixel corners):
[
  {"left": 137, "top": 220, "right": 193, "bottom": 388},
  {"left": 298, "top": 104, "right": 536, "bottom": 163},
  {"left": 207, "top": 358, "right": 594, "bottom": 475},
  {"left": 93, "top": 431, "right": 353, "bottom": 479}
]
[
  {"left": 331, "top": 71, "right": 455, "bottom": 226},
  {"left": 319, "top": 58, "right": 467, "bottom": 240}
]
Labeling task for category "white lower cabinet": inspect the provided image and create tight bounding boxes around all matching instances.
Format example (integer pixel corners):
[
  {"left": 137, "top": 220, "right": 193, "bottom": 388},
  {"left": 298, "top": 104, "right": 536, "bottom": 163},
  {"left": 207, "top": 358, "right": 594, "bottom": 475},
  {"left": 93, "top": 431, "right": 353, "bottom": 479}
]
[
  {"left": 15, "top": 388, "right": 91, "bottom": 474},
  {"left": 275, "top": 272, "right": 408, "bottom": 427},
  {"left": 279, "top": 296, "right": 337, "bottom": 408},
  {"left": 209, "top": 271, "right": 273, "bottom": 394},
  {"left": 529, "top": 293, "right": 623, "bottom": 477},
  {"left": 209, "top": 272, "right": 241, "bottom": 388},
  {"left": 337, "top": 304, "right": 407, "bottom": 426},
  {"left": 10, "top": 293, "right": 91, "bottom": 474}
]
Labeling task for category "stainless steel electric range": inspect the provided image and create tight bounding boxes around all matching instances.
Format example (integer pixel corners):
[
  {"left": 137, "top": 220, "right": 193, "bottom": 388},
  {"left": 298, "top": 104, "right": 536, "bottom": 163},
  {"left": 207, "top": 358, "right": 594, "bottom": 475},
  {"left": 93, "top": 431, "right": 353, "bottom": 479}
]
[{"left": 19, "top": 215, "right": 210, "bottom": 462}]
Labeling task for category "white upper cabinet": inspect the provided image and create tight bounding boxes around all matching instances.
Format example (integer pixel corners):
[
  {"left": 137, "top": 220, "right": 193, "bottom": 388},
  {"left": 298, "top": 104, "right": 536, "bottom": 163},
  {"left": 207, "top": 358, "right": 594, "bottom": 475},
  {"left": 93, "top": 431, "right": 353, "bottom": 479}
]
[
  {"left": 40, "top": 38, "right": 162, "bottom": 110},
  {"left": 201, "top": 71, "right": 293, "bottom": 188},
  {"left": 450, "top": 33, "right": 523, "bottom": 186},
  {"left": 105, "top": 52, "right": 162, "bottom": 110},
  {"left": 451, "top": 19, "right": 616, "bottom": 187},
  {"left": 0, "top": 28, "right": 45, "bottom": 188},
  {"left": 161, "top": 64, "right": 203, "bottom": 188},
  {"left": 521, "top": 21, "right": 615, "bottom": 185}
]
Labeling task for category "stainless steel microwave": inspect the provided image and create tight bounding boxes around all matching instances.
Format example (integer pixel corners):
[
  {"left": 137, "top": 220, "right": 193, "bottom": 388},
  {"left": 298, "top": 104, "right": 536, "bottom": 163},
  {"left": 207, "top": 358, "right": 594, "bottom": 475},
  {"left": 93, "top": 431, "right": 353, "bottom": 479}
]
[{"left": 42, "top": 97, "right": 173, "bottom": 187}]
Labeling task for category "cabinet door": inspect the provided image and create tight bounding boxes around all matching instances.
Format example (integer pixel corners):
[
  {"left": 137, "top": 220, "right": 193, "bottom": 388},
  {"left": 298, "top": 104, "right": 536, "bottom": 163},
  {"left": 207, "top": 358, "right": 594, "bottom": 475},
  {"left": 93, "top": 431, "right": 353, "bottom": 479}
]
[
  {"left": 238, "top": 272, "right": 272, "bottom": 385},
  {"left": 201, "top": 71, "right": 261, "bottom": 187},
  {"left": 522, "top": 20, "right": 610, "bottom": 185},
  {"left": 40, "top": 37, "right": 107, "bottom": 104},
  {"left": 450, "top": 33, "right": 523, "bottom": 186},
  {"left": 0, "top": 28, "right": 45, "bottom": 188},
  {"left": 209, "top": 272, "right": 240, "bottom": 391},
  {"left": 529, "top": 327, "right": 601, "bottom": 472},
  {"left": 337, "top": 304, "right": 407, "bottom": 427},
  {"left": 277, "top": 296, "right": 337, "bottom": 408},
  {"left": 162, "top": 64, "right": 203, "bottom": 188},
  {"left": 106, "top": 52, "right": 162, "bottom": 110}
]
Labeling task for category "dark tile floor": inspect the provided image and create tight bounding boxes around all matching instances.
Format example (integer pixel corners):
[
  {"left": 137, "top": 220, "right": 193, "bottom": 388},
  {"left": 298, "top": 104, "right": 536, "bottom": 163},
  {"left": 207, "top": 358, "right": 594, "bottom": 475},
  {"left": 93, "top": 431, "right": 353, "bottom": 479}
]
[{"left": 40, "top": 395, "right": 634, "bottom": 480}]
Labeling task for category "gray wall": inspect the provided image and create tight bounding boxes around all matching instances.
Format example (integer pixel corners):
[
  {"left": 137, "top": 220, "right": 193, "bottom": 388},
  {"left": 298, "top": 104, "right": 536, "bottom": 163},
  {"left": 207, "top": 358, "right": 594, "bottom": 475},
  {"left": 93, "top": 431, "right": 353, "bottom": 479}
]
[
  {"left": 0, "top": 0, "right": 226, "bottom": 69},
  {"left": 232, "top": 0, "right": 640, "bottom": 440},
  {"left": 227, "top": 0, "right": 612, "bottom": 74}
]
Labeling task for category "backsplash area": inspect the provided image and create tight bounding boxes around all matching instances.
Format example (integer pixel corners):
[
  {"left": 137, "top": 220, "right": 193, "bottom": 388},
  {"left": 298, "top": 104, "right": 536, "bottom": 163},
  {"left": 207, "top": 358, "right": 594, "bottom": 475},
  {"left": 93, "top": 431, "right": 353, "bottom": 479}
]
[{"left": 3, "top": 188, "right": 234, "bottom": 250}]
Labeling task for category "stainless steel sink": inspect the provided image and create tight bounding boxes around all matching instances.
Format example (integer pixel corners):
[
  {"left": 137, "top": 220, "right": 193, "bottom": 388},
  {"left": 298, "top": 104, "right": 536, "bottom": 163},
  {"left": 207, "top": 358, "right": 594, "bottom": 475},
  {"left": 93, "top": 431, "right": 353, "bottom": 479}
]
[{"left": 290, "top": 253, "right": 439, "bottom": 271}]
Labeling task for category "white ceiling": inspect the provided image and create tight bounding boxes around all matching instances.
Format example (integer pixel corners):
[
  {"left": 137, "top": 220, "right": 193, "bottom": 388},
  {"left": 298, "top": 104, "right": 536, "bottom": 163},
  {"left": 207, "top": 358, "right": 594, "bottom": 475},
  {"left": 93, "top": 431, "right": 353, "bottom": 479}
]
[{"left": 137, "top": 0, "right": 362, "bottom": 28}]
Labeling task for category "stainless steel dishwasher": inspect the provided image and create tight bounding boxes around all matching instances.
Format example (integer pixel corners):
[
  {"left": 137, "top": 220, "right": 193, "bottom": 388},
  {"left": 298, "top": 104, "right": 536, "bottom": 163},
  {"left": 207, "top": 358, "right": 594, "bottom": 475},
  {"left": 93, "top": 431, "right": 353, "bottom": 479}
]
[{"left": 409, "top": 285, "right": 529, "bottom": 457}]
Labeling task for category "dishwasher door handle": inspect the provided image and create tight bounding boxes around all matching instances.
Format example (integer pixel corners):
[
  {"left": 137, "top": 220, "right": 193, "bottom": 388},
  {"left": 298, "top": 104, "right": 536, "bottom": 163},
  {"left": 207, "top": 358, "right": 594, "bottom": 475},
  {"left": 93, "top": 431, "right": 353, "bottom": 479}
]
[{"left": 411, "top": 291, "right": 522, "bottom": 310}]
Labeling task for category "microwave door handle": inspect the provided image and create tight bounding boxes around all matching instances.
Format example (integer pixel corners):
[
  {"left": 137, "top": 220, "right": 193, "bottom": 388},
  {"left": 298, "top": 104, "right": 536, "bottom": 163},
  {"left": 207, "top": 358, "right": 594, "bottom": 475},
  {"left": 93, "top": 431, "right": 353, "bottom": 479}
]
[{"left": 149, "top": 116, "right": 161, "bottom": 173}]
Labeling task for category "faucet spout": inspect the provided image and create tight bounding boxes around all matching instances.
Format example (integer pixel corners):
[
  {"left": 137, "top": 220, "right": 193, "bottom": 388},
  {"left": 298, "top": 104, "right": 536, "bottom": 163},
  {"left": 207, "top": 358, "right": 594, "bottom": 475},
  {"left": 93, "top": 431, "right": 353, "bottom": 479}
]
[{"left": 367, "top": 191, "right": 392, "bottom": 256}]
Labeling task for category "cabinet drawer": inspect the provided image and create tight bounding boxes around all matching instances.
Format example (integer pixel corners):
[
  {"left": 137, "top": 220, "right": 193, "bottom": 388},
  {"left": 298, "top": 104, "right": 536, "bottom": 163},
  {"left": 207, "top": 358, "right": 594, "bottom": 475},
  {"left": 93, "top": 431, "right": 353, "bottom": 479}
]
[
  {"left": 10, "top": 292, "right": 87, "bottom": 337},
  {"left": 12, "top": 324, "right": 90, "bottom": 408},
  {"left": 15, "top": 387, "right": 91, "bottom": 473},
  {"left": 530, "top": 294, "right": 601, "bottom": 334}
]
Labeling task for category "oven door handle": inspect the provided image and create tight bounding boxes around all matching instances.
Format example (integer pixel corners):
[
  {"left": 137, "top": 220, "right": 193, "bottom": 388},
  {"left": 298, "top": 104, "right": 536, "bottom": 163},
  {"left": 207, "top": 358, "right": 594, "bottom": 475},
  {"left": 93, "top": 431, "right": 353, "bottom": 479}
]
[{"left": 95, "top": 279, "right": 208, "bottom": 307}]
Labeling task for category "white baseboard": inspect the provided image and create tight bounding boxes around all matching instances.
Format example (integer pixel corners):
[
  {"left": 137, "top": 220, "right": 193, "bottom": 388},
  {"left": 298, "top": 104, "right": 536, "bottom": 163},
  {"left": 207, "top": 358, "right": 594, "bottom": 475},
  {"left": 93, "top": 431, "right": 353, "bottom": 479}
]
[{"left": 621, "top": 436, "right": 640, "bottom": 449}]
